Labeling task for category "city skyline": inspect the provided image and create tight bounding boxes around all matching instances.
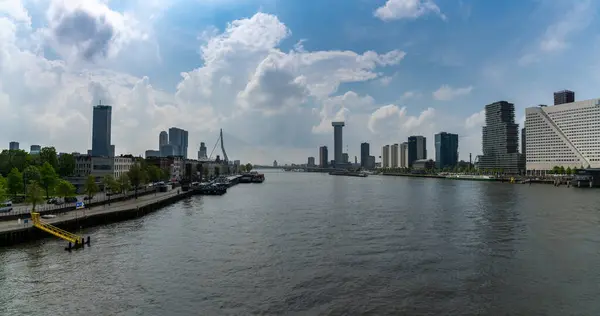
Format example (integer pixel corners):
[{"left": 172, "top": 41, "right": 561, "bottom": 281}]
[{"left": 1, "top": 0, "right": 598, "bottom": 164}]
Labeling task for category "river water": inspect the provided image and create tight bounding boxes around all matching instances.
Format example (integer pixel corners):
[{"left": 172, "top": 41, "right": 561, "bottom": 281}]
[{"left": 2, "top": 170, "right": 600, "bottom": 315}]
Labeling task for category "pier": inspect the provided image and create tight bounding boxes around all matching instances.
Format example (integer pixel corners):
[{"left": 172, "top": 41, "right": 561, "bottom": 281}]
[{"left": 0, "top": 174, "right": 257, "bottom": 248}]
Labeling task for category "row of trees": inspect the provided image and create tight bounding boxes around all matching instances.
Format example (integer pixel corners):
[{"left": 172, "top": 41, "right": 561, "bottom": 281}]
[
  {"left": 0, "top": 148, "right": 75, "bottom": 178},
  {"left": 550, "top": 166, "right": 581, "bottom": 175}
]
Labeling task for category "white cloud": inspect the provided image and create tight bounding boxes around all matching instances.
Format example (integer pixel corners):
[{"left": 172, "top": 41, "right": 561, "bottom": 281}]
[
  {"left": 519, "top": 0, "right": 594, "bottom": 66},
  {"left": 400, "top": 90, "right": 420, "bottom": 100},
  {"left": 464, "top": 109, "right": 485, "bottom": 129},
  {"left": 432, "top": 84, "right": 473, "bottom": 101},
  {"left": 379, "top": 76, "right": 393, "bottom": 86},
  {"left": 374, "top": 0, "right": 446, "bottom": 21}
]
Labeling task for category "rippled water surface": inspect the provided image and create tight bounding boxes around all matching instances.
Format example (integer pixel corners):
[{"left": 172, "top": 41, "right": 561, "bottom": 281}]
[{"left": 2, "top": 171, "right": 600, "bottom": 315}]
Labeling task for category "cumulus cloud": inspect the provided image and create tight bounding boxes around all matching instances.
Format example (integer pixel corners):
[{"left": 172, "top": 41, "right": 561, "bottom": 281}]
[
  {"left": 45, "top": 0, "right": 147, "bottom": 62},
  {"left": 374, "top": 0, "right": 446, "bottom": 21},
  {"left": 0, "top": 1, "right": 488, "bottom": 164},
  {"left": 433, "top": 84, "right": 473, "bottom": 101}
]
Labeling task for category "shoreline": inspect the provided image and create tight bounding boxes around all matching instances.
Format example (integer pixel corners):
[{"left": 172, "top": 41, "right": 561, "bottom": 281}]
[
  {"left": 380, "top": 173, "right": 565, "bottom": 185},
  {"left": 0, "top": 189, "right": 193, "bottom": 247}
]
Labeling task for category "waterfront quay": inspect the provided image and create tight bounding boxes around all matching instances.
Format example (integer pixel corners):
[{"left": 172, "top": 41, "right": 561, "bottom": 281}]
[{"left": 0, "top": 174, "right": 249, "bottom": 247}]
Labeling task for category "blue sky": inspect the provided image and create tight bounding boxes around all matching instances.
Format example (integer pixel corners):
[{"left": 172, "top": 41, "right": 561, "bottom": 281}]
[{"left": 1, "top": 0, "right": 598, "bottom": 164}]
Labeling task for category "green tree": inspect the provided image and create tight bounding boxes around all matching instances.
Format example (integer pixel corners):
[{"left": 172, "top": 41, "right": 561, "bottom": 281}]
[
  {"left": 146, "top": 165, "right": 162, "bottom": 183},
  {"left": 57, "top": 153, "right": 76, "bottom": 177},
  {"left": 117, "top": 173, "right": 131, "bottom": 193},
  {"left": 39, "top": 147, "right": 58, "bottom": 170},
  {"left": 566, "top": 167, "right": 572, "bottom": 175},
  {"left": 0, "top": 175, "right": 6, "bottom": 202},
  {"left": 239, "top": 164, "right": 246, "bottom": 173},
  {"left": 23, "top": 165, "right": 41, "bottom": 183},
  {"left": 0, "top": 149, "right": 31, "bottom": 175},
  {"left": 55, "top": 179, "right": 76, "bottom": 200},
  {"left": 102, "top": 174, "right": 117, "bottom": 193},
  {"left": 84, "top": 175, "right": 99, "bottom": 199},
  {"left": 6, "top": 168, "right": 23, "bottom": 198},
  {"left": 552, "top": 166, "right": 560, "bottom": 174},
  {"left": 559, "top": 166, "right": 565, "bottom": 175},
  {"left": 245, "top": 163, "right": 253, "bottom": 172},
  {"left": 161, "top": 168, "right": 170, "bottom": 181},
  {"left": 128, "top": 164, "right": 146, "bottom": 198},
  {"left": 39, "top": 162, "right": 59, "bottom": 198},
  {"left": 26, "top": 181, "right": 45, "bottom": 212}
]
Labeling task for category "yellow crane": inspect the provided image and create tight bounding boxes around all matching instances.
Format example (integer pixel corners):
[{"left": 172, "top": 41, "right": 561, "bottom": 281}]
[{"left": 31, "top": 212, "right": 89, "bottom": 250}]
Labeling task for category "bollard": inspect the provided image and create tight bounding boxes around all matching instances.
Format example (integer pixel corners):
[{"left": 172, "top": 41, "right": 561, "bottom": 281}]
[{"left": 86, "top": 236, "right": 91, "bottom": 245}]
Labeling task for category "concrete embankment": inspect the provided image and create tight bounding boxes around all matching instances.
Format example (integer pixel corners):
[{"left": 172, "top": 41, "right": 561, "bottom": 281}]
[{"left": 0, "top": 189, "right": 193, "bottom": 247}]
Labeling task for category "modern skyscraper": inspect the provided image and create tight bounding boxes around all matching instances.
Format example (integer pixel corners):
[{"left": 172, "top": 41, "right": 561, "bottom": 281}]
[
  {"left": 308, "top": 157, "right": 315, "bottom": 166},
  {"left": 168, "top": 127, "right": 189, "bottom": 158},
  {"left": 198, "top": 142, "right": 208, "bottom": 160},
  {"left": 342, "top": 153, "right": 349, "bottom": 164},
  {"left": 408, "top": 136, "right": 426, "bottom": 167},
  {"left": 331, "top": 121, "right": 345, "bottom": 166},
  {"left": 30, "top": 145, "right": 41, "bottom": 154},
  {"left": 319, "top": 146, "right": 328, "bottom": 167},
  {"left": 478, "top": 101, "right": 524, "bottom": 174},
  {"left": 554, "top": 90, "right": 575, "bottom": 105},
  {"left": 382, "top": 145, "right": 390, "bottom": 168},
  {"left": 91, "top": 104, "right": 112, "bottom": 157},
  {"left": 159, "top": 131, "right": 168, "bottom": 147},
  {"left": 391, "top": 144, "right": 399, "bottom": 168},
  {"left": 525, "top": 98, "right": 600, "bottom": 172},
  {"left": 360, "top": 142, "right": 370, "bottom": 167},
  {"left": 435, "top": 132, "right": 459, "bottom": 169},
  {"left": 400, "top": 142, "right": 408, "bottom": 168},
  {"left": 521, "top": 127, "right": 526, "bottom": 159},
  {"left": 9, "top": 142, "right": 19, "bottom": 150}
]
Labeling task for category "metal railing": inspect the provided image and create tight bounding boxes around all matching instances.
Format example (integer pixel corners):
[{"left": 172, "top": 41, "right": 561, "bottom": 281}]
[{"left": 1, "top": 187, "right": 159, "bottom": 218}]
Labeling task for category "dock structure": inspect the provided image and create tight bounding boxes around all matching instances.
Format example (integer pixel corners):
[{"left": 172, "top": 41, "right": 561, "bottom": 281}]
[{"left": 0, "top": 174, "right": 254, "bottom": 248}]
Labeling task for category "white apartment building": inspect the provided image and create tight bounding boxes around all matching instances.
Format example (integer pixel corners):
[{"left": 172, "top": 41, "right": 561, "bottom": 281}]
[
  {"left": 400, "top": 142, "right": 408, "bottom": 168},
  {"left": 525, "top": 98, "right": 600, "bottom": 173},
  {"left": 391, "top": 144, "right": 399, "bottom": 168},
  {"left": 382, "top": 145, "right": 390, "bottom": 168},
  {"left": 74, "top": 155, "right": 135, "bottom": 178}
]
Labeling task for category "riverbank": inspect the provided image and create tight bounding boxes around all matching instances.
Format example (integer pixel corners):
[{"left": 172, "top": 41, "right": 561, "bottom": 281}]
[
  {"left": 380, "top": 172, "right": 568, "bottom": 185},
  {"left": 0, "top": 189, "right": 192, "bottom": 247}
]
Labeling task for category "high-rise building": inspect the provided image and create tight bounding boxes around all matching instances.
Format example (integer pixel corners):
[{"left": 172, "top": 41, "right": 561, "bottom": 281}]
[
  {"left": 331, "top": 122, "right": 345, "bottom": 166},
  {"left": 198, "top": 142, "right": 208, "bottom": 160},
  {"left": 308, "top": 157, "right": 315, "bottom": 167},
  {"left": 408, "top": 136, "right": 426, "bottom": 167},
  {"left": 478, "top": 101, "right": 524, "bottom": 174},
  {"left": 400, "top": 142, "right": 408, "bottom": 168},
  {"left": 319, "top": 146, "right": 328, "bottom": 167},
  {"left": 145, "top": 150, "right": 160, "bottom": 158},
  {"left": 9, "top": 142, "right": 19, "bottom": 150},
  {"left": 391, "top": 144, "right": 399, "bottom": 168},
  {"left": 521, "top": 127, "right": 526, "bottom": 159},
  {"left": 554, "top": 90, "right": 575, "bottom": 105},
  {"left": 360, "top": 142, "right": 370, "bottom": 167},
  {"left": 342, "top": 153, "right": 349, "bottom": 164},
  {"left": 91, "top": 104, "right": 112, "bottom": 157},
  {"left": 435, "top": 132, "right": 459, "bottom": 169},
  {"left": 30, "top": 145, "right": 41, "bottom": 154},
  {"left": 159, "top": 131, "right": 168, "bottom": 147},
  {"left": 382, "top": 145, "right": 390, "bottom": 168},
  {"left": 168, "top": 127, "right": 189, "bottom": 158},
  {"left": 525, "top": 98, "right": 600, "bottom": 172},
  {"left": 273, "top": 160, "right": 278, "bottom": 167}
]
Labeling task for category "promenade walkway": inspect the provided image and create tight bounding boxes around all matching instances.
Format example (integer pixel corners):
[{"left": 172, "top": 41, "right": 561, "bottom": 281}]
[{"left": 0, "top": 190, "right": 182, "bottom": 234}]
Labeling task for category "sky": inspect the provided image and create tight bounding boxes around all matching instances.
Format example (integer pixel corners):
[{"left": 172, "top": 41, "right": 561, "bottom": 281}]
[{"left": 1, "top": 0, "right": 599, "bottom": 165}]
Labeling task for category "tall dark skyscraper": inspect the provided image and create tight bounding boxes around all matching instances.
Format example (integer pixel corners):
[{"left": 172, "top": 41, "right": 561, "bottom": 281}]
[
  {"left": 553, "top": 90, "right": 575, "bottom": 105},
  {"left": 360, "top": 142, "right": 370, "bottom": 167},
  {"left": 91, "top": 104, "right": 112, "bottom": 157},
  {"left": 168, "top": 127, "right": 189, "bottom": 159},
  {"left": 319, "top": 146, "right": 328, "bottom": 167},
  {"left": 331, "top": 122, "right": 345, "bottom": 166},
  {"left": 435, "top": 132, "right": 459, "bottom": 169},
  {"left": 478, "top": 101, "right": 524, "bottom": 174},
  {"left": 408, "top": 136, "right": 426, "bottom": 167},
  {"left": 9, "top": 141, "right": 19, "bottom": 150}
]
